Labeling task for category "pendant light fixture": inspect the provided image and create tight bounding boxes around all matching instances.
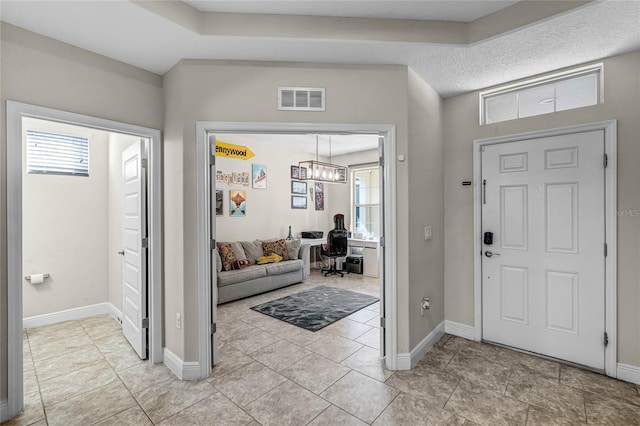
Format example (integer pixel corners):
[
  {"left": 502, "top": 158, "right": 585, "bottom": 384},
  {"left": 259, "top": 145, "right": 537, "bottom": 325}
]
[{"left": 298, "top": 135, "right": 347, "bottom": 184}]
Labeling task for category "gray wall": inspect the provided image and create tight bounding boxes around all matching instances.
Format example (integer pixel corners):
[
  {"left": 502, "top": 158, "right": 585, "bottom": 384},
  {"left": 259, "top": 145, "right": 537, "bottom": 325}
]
[
  {"left": 443, "top": 50, "right": 640, "bottom": 367},
  {"left": 163, "top": 59, "right": 446, "bottom": 362},
  {"left": 0, "top": 23, "right": 163, "bottom": 401},
  {"left": 407, "top": 69, "right": 445, "bottom": 348}
]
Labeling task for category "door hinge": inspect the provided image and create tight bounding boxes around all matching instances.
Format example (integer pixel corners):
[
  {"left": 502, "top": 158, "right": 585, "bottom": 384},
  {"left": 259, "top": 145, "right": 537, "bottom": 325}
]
[
  {"left": 210, "top": 239, "right": 216, "bottom": 251},
  {"left": 380, "top": 317, "right": 386, "bottom": 328},
  {"left": 379, "top": 156, "right": 384, "bottom": 168},
  {"left": 379, "top": 236, "right": 385, "bottom": 248},
  {"left": 142, "top": 318, "right": 149, "bottom": 328},
  {"left": 604, "top": 331, "right": 609, "bottom": 347},
  {"left": 603, "top": 153, "right": 608, "bottom": 168},
  {"left": 604, "top": 243, "right": 608, "bottom": 257},
  {"left": 141, "top": 158, "right": 148, "bottom": 169},
  {"left": 211, "top": 323, "right": 216, "bottom": 335},
  {"left": 210, "top": 155, "right": 216, "bottom": 166},
  {"left": 142, "top": 237, "right": 149, "bottom": 248}
]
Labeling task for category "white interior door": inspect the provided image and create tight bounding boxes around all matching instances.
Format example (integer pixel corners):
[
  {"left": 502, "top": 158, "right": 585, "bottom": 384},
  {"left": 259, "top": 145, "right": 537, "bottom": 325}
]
[
  {"left": 209, "top": 133, "right": 218, "bottom": 367},
  {"left": 378, "top": 136, "right": 386, "bottom": 358},
  {"left": 122, "top": 140, "right": 148, "bottom": 359},
  {"left": 481, "top": 130, "right": 606, "bottom": 370}
]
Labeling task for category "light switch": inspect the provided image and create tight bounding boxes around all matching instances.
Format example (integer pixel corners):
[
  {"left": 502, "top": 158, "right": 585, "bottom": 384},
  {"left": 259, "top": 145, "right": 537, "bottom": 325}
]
[{"left": 424, "top": 226, "right": 432, "bottom": 240}]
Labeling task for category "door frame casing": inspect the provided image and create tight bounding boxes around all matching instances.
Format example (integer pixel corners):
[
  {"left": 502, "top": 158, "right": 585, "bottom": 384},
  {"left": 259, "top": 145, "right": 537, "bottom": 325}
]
[
  {"left": 195, "top": 121, "right": 398, "bottom": 379},
  {"left": 472, "top": 120, "right": 617, "bottom": 376},
  {"left": 5, "top": 101, "right": 163, "bottom": 419}
]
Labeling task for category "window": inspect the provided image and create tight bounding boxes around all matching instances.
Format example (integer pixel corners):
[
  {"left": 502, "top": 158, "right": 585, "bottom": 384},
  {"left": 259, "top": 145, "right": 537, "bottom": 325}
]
[
  {"left": 352, "top": 166, "right": 380, "bottom": 239},
  {"left": 480, "top": 64, "right": 603, "bottom": 125},
  {"left": 26, "top": 130, "right": 89, "bottom": 176}
]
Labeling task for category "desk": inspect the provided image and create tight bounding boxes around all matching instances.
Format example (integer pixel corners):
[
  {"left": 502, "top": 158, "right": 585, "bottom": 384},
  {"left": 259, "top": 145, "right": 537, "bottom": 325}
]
[
  {"left": 348, "top": 239, "right": 379, "bottom": 278},
  {"left": 300, "top": 237, "right": 379, "bottom": 278},
  {"left": 300, "top": 238, "right": 325, "bottom": 274}
]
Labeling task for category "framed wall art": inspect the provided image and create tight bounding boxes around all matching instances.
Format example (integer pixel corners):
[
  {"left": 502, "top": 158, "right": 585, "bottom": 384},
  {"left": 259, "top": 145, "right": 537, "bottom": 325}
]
[
  {"left": 291, "top": 180, "right": 307, "bottom": 194},
  {"left": 291, "top": 195, "right": 307, "bottom": 209}
]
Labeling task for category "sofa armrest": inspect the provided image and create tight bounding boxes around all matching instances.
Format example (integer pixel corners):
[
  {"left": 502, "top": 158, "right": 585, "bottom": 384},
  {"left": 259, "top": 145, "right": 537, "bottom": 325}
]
[{"left": 298, "top": 243, "right": 311, "bottom": 279}]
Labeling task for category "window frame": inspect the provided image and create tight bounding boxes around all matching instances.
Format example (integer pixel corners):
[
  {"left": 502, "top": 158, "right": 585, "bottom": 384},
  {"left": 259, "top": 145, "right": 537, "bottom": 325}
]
[
  {"left": 479, "top": 63, "right": 604, "bottom": 125},
  {"left": 351, "top": 164, "right": 380, "bottom": 239}
]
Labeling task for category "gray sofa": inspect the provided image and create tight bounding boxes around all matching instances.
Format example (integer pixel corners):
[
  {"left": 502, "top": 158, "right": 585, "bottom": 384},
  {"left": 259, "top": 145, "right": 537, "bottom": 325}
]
[{"left": 216, "top": 240, "right": 310, "bottom": 304}]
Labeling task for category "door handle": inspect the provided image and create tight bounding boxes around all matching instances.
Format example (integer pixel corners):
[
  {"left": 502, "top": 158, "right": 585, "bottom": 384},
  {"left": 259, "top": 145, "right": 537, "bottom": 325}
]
[
  {"left": 118, "top": 250, "right": 125, "bottom": 256},
  {"left": 485, "top": 250, "right": 500, "bottom": 258}
]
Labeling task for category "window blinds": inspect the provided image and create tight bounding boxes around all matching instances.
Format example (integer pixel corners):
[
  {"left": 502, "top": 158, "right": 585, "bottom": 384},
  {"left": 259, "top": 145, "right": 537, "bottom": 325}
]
[{"left": 26, "top": 130, "right": 89, "bottom": 176}]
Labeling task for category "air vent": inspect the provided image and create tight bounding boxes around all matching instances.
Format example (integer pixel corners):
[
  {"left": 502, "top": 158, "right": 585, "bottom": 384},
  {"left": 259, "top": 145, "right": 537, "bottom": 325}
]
[{"left": 278, "top": 87, "right": 325, "bottom": 111}]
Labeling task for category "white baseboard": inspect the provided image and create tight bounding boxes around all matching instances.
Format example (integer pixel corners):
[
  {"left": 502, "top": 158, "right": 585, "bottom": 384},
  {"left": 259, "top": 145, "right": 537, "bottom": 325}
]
[
  {"left": 444, "top": 320, "right": 476, "bottom": 340},
  {"left": 397, "top": 321, "right": 445, "bottom": 370},
  {"left": 0, "top": 399, "right": 8, "bottom": 423},
  {"left": 23, "top": 302, "right": 122, "bottom": 329},
  {"left": 617, "top": 363, "right": 640, "bottom": 385},
  {"left": 163, "top": 348, "right": 201, "bottom": 380}
]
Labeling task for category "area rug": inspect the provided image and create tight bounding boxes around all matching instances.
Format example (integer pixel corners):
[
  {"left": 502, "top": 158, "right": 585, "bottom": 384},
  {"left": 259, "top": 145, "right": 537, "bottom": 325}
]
[{"left": 250, "top": 285, "right": 379, "bottom": 332}]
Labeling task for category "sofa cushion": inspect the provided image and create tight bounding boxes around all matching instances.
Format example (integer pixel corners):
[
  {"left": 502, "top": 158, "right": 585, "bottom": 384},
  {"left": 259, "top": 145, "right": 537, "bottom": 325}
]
[
  {"left": 262, "top": 239, "right": 290, "bottom": 260},
  {"left": 285, "top": 239, "right": 302, "bottom": 259},
  {"left": 217, "top": 265, "right": 267, "bottom": 287},
  {"left": 264, "top": 259, "right": 303, "bottom": 276},
  {"left": 217, "top": 243, "right": 238, "bottom": 271},
  {"left": 240, "top": 240, "right": 264, "bottom": 264}
]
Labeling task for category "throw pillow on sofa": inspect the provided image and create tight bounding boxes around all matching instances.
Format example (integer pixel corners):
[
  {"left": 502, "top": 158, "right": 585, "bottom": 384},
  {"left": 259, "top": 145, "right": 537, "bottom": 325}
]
[
  {"left": 232, "top": 259, "right": 252, "bottom": 269},
  {"left": 262, "top": 239, "right": 290, "bottom": 260},
  {"left": 217, "top": 243, "right": 238, "bottom": 271},
  {"left": 256, "top": 253, "right": 283, "bottom": 264},
  {"left": 240, "top": 240, "right": 264, "bottom": 264},
  {"left": 285, "top": 239, "right": 302, "bottom": 260}
]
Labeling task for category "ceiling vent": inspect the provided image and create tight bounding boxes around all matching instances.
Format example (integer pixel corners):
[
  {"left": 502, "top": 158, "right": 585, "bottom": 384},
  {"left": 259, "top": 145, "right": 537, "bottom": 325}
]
[{"left": 278, "top": 87, "right": 325, "bottom": 111}]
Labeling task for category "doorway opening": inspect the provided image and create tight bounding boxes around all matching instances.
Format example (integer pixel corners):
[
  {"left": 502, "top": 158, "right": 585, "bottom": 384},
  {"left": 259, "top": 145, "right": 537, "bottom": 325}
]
[
  {"left": 5, "top": 102, "right": 163, "bottom": 420},
  {"left": 472, "top": 120, "right": 617, "bottom": 376},
  {"left": 195, "top": 122, "right": 398, "bottom": 379}
]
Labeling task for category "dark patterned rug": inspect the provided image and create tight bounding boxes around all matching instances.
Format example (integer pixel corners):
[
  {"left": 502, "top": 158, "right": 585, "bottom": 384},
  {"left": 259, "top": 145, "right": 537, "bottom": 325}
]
[{"left": 251, "top": 285, "right": 379, "bottom": 332}]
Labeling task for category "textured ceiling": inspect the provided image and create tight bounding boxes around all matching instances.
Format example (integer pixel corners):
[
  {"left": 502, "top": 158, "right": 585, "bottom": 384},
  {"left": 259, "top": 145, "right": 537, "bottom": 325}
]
[{"left": 1, "top": 1, "right": 638, "bottom": 97}]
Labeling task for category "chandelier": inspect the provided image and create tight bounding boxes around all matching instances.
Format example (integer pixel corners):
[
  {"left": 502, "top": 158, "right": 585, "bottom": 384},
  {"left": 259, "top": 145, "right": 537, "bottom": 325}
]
[{"left": 298, "top": 135, "right": 347, "bottom": 184}]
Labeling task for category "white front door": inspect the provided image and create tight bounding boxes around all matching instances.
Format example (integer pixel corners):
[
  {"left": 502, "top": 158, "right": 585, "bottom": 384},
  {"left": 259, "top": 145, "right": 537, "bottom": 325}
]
[
  {"left": 122, "top": 141, "right": 148, "bottom": 359},
  {"left": 481, "top": 130, "right": 606, "bottom": 370}
]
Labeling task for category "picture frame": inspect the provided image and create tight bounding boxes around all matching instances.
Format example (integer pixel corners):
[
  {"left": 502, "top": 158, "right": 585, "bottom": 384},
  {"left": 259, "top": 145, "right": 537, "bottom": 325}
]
[
  {"left": 252, "top": 164, "right": 267, "bottom": 189},
  {"left": 315, "top": 182, "right": 324, "bottom": 192},
  {"left": 290, "top": 165, "right": 299, "bottom": 179},
  {"left": 215, "top": 190, "right": 223, "bottom": 216},
  {"left": 291, "top": 195, "right": 307, "bottom": 209},
  {"left": 299, "top": 166, "right": 307, "bottom": 180},
  {"left": 315, "top": 191, "right": 325, "bottom": 211},
  {"left": 291, "top": 180, "right": 307, "bottom": 194},
  {"left": 229, "top": 190, "right": 246, "bottom": 216}
]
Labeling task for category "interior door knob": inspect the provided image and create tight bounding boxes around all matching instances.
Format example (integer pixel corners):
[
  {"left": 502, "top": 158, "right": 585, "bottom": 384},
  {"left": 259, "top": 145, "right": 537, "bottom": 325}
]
[
  {"left": 118, "top": 250, "right": 125, "bottom": 256},
  {"left": 485, "top": 250, "right": 500, "bottom": 258}
]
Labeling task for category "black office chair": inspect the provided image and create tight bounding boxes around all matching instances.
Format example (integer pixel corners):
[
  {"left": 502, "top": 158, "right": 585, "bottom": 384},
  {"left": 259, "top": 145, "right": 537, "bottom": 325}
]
[{"left": 321, "top": 214, "right": 349, "bottom": 277}]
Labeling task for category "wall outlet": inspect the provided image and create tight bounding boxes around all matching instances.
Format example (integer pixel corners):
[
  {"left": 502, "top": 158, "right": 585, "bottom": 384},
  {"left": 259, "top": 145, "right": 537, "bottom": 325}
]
[
  {"left": 424, "top": 226, "right": 432, "bottom": 240},
  {"left": 421, "top": 297, "right": 430, "bottom": 316},
  {"left": 176, "top": 312, "right": 182, "bottom": 329}
]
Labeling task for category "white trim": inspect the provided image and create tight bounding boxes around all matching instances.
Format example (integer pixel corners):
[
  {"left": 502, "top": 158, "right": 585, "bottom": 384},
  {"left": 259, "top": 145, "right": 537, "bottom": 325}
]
[
  {"left": 444, "top": 320, "right": 477, "bottom": 340},
  {"left": 107, "top": 303, "right": 123, "bottom": 323},
  {"left": 5, "top": 101, "right": 164, "bottom": 421},
  {"left": 0, "top": 399, "right": 8, "bottom": 423},
  {"left": 396, "top": 321, "right": 445, "bottom": 370},
  {"left": 472, "top": 120, "right": 618, "bottom": 376},
  {"left": 23, "top": 302, "right": 120, "bottom": 329},
  {"left": 617, "top": 363, "right": 640, "bottom": 385},
  {"left": 195, "top": 121, "right": 398, "bottom": 377},
  {"left": 163, "top": 348, "right": 201, "bottom": 381}
]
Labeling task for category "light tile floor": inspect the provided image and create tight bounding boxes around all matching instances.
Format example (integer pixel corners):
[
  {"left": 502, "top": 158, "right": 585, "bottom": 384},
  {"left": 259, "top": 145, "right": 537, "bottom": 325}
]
[{"left": 9, "top": 271, "right": 640, "bottom": 425}]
